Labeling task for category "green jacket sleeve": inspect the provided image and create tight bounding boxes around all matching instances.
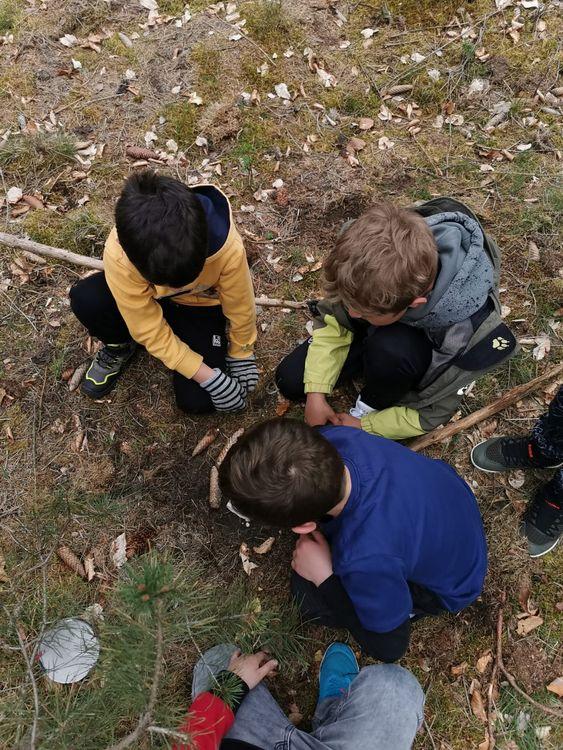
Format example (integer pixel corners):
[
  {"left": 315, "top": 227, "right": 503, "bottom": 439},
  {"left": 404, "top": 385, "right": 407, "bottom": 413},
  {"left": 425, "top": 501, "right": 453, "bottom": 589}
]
[
  {"left": 304, "top": 314, "right": 353, "bottom": 394},
  {"left": 361, "top": 406, "right": 426, "bottom": 440}
]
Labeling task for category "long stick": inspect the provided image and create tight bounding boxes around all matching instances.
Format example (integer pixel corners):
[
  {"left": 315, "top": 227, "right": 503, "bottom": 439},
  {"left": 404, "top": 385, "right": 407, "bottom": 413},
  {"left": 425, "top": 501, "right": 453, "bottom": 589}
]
[
  {"left": 0, "top": 232, "right": 308, "bottom": 309},
  {"left": 0, "top": 231, "right": 104, "bottom": 270},
  {"left": 410, "top": 363, "right": 563, "bottom": 452}
]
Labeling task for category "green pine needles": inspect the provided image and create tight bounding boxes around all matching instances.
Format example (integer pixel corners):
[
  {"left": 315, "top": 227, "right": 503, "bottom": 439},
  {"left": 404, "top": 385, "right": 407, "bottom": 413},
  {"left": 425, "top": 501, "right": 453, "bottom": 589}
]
[{"left": 0, "top": 551, "right": 309, "bottom": 749}]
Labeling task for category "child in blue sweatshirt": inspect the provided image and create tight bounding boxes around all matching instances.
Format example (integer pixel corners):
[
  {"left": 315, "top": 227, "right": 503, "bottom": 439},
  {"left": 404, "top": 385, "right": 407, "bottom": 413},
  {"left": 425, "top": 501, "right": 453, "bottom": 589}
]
[{"left": 219, "top": 418, "right": 487, "bottom": 661}]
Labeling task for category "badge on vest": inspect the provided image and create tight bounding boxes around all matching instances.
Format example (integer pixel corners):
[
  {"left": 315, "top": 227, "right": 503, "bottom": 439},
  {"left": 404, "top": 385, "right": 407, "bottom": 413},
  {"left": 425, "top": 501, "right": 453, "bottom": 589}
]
[{"left": 212, "top": 335, "right": 222, "bottom": 347}]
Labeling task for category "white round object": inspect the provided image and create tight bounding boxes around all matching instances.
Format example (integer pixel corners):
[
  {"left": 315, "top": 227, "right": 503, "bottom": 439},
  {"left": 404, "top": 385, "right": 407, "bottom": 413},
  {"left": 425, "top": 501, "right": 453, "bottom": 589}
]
[{"left": 38, "top": 618, "right": 100, "bottom": 684}]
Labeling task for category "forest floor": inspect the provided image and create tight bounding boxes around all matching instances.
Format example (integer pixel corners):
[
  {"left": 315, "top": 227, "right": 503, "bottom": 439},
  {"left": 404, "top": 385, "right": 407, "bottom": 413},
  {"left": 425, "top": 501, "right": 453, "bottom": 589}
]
[{"left": 0, "top": 1, "right": 562, "bottom": 748}]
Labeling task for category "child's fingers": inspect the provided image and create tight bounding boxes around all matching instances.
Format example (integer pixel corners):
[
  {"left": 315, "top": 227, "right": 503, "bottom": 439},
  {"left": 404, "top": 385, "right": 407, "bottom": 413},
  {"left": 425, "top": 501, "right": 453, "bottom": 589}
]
[{"left": 258, "top": 658, "right": 279, "bottom": 678}]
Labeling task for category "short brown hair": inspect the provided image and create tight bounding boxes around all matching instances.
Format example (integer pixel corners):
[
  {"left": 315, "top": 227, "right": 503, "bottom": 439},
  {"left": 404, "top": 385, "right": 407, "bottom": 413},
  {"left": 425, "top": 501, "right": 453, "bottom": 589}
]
[
  {"left": 218, "top": 418, "right": 345, "bottom": 527},
  {"left": 324, "top": 203, "right": 438, "bottom": 314}
]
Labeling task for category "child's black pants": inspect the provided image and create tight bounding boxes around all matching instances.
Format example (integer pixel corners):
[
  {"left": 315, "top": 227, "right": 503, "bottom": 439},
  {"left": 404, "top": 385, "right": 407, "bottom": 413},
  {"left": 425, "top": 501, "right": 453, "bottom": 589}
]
[
  {"left": 69, "top": 272, "right": 228, "bottom": 414},
  {"left": 276, "top": 323, "right": 433, "bottom": 409}
]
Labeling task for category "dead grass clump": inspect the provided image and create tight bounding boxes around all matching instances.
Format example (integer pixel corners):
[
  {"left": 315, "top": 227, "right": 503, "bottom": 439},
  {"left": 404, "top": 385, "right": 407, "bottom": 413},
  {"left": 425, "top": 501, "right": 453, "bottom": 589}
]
[
  {"left": 23, "top": 207, "right": 111, "bottom": 256},
  {"left": 244, "top": 0, "right": 293, "bottom": 49},
  {"left": 0, "top": 131, "right": 77, "bottom": 192},
  {"left": 0, "top": 0, "right": 18, "bottom": 32}
]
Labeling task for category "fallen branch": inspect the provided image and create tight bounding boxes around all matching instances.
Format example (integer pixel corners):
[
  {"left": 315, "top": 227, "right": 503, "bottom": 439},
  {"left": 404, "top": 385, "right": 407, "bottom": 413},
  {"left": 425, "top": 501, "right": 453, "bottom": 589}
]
[
  {"left": 410, "top": 363, "right": 563, "bottom": 452},
  {"left": 495, "top": 593, "right": 563, "bottom": 720},
  {"left": 0, "top": 232, "right": 308, "bottom": 309},
  {"left": 0, "top": 232, "right": 104, "bottom": 270}
]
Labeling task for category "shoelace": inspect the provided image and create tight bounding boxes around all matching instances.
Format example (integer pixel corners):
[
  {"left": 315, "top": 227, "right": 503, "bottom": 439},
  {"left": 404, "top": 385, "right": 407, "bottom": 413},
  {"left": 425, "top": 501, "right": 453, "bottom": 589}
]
[
  {"left": 524, "top": 500, "right": 562, "bottom": 537},
  {"left": 96, "top": 347, "right": 123, "bottom": 369},
  {"left": 501, "top": 438, "right": 537, "bottom": 467}
]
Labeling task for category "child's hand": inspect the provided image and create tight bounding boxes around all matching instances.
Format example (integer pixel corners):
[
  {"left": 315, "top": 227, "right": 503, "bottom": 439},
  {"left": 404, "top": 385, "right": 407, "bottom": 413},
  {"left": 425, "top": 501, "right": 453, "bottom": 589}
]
[
  {"left": 228, "top": 650, "right": 279, "bottom": 690},
  {"left": 226, "top": 355, "right": 259, "bottom": 396},
  {"left": 292, "top": 530, "right": 333, "bottom": 587},
  {"left": 305, "top": 393, "right": 340, "bottom": 426},
  {"left": 200, "top": 368, "right": 246, "bottom": 411},
  {"left": 335, "top": 413, "right": 362, "bottom": 429}
]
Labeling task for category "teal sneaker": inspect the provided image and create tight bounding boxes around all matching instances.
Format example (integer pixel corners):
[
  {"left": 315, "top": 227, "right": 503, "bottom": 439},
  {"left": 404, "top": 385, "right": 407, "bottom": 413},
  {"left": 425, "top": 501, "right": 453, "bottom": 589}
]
[
  {"left": 81, "top": 342, "right": 137, "bottom": 399},
  {"left": 318, "top": 643, "right": 359, "bottom": 702}
]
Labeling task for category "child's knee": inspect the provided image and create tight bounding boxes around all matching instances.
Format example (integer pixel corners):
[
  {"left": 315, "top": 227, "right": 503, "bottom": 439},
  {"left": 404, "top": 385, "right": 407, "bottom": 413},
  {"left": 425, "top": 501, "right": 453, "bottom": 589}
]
[
  {"left": 358, "top": 664, "right": 424, "bottom": 711},
  {"left": 174, "top": 384, "right": 214, "bottom": 415},
  {"left": 275, "top": 358, "right": 305, "bottom": 401}
]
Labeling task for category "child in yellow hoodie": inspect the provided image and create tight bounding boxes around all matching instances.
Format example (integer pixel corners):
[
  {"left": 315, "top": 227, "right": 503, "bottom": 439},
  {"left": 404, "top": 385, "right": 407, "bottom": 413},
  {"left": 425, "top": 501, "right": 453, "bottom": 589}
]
[{"left": 70, "top": 171, "right": 257, "bottom": 413}]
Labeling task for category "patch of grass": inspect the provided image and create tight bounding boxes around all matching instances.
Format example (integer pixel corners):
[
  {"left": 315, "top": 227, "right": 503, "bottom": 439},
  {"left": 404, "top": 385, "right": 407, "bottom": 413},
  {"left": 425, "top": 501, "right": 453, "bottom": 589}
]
[
  {"left": 497, "top": 686, "right": 562, "bottom": 749},
  {"left": 162, "top": 101, "right": 200, "bottom": 147},
  {"left": 243, "top": 0, "right": 294, "bottom": 49},
  {"left": 230, "top": 113, "right": 285, "bottom": 171},
  {"left": 0, "top": 0, "right": 19, "bottom": 32},
  {"left": 0, "top": 68, "right": 35, "bottom": 102},
  {"left": 0, "top": 131, "right": 77, "bottom": 191},
  {"left": 24, "top": 207, "right": 111, "bottom": 256},
  {"left": 104, "top": 32, "right": 138, "bottom": 63},
  {"left": 191, "top": 43, "right": 222, "bottom": 98}
]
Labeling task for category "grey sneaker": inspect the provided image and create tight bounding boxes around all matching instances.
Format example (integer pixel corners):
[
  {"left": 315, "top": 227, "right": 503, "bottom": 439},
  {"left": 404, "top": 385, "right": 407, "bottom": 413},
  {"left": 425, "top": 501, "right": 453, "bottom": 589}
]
[
  {"left": 521, "top": 481, "right": 563, "bottom": 558},
  {"left": 471, "top": 436, "right": 563, "bottom": 474},
  {"left": 81, "top": 342, "right": 137, "bottom": 399}
]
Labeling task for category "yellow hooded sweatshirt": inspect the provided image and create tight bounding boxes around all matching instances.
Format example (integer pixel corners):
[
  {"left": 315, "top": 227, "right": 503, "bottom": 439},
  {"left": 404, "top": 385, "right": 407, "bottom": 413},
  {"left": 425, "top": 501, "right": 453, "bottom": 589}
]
[{"left": 103, "top": 185, "right": 256, "bottom": 380}]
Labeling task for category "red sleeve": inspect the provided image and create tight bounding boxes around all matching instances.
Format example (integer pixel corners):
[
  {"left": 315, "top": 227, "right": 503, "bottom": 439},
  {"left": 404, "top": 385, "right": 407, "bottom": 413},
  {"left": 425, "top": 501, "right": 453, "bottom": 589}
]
[{"left": 173, "top": 692, "right": 235, "bottom": 750}]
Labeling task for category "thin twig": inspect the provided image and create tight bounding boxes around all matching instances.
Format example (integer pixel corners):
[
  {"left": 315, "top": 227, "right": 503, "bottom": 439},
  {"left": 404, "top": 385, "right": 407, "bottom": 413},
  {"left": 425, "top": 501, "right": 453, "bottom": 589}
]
[
  {"left": 14, "top": 616, "right": 40, "bottom": 749},
  {"left": 104, "top": 611, "right": 164, "bottom": 750},
  {"left": 148, "top": 725, "right": 192, "bottom": 742},
  {"left": 496, "top": 593, "right": 563, "bottom": 720}
]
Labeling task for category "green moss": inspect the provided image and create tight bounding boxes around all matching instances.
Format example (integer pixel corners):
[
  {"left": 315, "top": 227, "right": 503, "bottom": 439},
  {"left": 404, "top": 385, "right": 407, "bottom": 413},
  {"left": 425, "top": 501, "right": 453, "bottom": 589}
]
[
  {"left": 0, "top": 131, "right": 77, "bottom": 190},
  {"left": 0, "top": 0, "right": 19, "bottom": 32},
  {"left": 24, "top": 207, "right": 110, "bottom": 256},
  {"left": 162, "top": 101, "right": 200, "bottom": 148},
  {"left": 191, "top": 43, "right": 222, "bottom": 98},
  {"left": 243, "top": 0, "right": 294, "bottom": 49},
  {"left": 229, "top": 112, "right": 286, "bottom": 171},
  {"left": 104, "top": 32, "right": 139, "bottom": 63}
]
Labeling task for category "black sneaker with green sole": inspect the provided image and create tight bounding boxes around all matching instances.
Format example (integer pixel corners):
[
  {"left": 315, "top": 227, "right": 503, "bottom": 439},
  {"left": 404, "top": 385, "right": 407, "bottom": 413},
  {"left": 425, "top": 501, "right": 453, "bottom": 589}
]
[
  {"left": 521, "top": 480, "right": 563, "bottom": 557},
  {"left": 471, "top": 436, "right": 563, "bottom": 474},
  {"left": 81, "top": 342, "right": 137, "bottom": 399}
]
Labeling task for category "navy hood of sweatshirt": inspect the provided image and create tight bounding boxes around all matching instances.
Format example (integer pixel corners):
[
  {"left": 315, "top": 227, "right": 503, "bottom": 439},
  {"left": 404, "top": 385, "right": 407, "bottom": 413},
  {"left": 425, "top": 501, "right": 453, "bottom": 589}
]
[{"left": 192, "top": 185, "right": 231, "bottom": 257}]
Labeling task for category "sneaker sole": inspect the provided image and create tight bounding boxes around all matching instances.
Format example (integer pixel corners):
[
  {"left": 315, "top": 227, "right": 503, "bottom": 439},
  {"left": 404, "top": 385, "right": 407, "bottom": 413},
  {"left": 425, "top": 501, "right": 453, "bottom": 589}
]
[
  {"left": 470, "top": 442, "right": 563, "bottom": 474},
  {"left": 529, "top": 536, "right": 560, "bottom": 558}
]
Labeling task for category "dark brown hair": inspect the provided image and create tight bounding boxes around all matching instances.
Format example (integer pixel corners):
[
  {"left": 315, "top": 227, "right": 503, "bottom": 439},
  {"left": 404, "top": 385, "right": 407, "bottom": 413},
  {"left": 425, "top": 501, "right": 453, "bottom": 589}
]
[
  {"left": 324, "top": 202, "right": 438, "bottom": 314},
  {"left": 218, "top": 418, "right": 346, "bottom": 527}
]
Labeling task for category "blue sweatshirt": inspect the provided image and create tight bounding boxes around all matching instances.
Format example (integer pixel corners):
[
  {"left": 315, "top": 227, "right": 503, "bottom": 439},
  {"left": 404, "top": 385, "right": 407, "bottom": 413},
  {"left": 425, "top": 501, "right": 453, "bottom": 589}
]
[{"left": 319, "top": 427, "right": 487, "bottom": 632}]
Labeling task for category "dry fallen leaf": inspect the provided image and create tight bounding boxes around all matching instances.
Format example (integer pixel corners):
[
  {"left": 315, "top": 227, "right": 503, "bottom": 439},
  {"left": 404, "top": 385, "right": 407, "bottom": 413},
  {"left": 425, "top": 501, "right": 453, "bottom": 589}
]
[
  {"left": 451, "top": 662, "right": 468, "bottom": 676},
  {"left": 239, "top": 542, "right": 258, "bottom": 576},
  {"left": 253, "top": 537, "right": 275, "bottom": 555},
  {"left": 84, "top": 552, "right": 96, "bottom": 582},
  {"left": 0, "top": 553, "right": 8, "bottom": 583},
  {"left": 546, "top": 677, "right": 563, "bottom": 698},
  {"left": 476, "top": 650, "right": 493, "bottom": 674},
  {"left": 275, "top": 399, "right": 291, "bottom": 416},
  {"left": 516, "top": 614, "right": 543, "bottom": 636},
  {"left": 110, "top": 533, "right": 127, "bottom": 569},
  {"left": 358, "top": 117, "right": 374, "bottom": 130},
  {"left": 508, "top": 470, "right": 526, "bottom": 489},
  {"left": 470, "top": 679, "right": 487, "bottom": 723}
]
